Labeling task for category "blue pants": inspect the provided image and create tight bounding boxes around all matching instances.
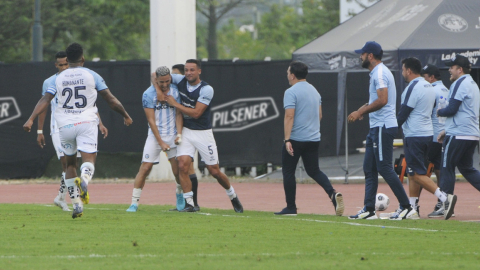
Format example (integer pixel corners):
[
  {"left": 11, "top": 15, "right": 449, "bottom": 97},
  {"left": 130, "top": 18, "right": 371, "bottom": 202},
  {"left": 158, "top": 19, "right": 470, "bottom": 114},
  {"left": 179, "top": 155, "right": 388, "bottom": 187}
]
[
  {"left": 282, "top": 140, "right": 335, "bottom": 210},
  {"left": 440, "top": 136, "right": 480, "bottom": 194},
  {"left": 363, "top": 126, "right": 409, "bottom": 210}
]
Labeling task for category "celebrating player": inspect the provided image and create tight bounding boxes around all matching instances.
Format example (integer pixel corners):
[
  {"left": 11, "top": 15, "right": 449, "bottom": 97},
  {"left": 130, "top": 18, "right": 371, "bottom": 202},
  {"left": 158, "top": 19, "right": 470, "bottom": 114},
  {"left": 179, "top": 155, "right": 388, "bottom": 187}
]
[
  {"left": 24, "top": 43, "right": 133, "bottom": 219},
  {"left": 126, "top": 66, "right": 183, "bottom": 212}
]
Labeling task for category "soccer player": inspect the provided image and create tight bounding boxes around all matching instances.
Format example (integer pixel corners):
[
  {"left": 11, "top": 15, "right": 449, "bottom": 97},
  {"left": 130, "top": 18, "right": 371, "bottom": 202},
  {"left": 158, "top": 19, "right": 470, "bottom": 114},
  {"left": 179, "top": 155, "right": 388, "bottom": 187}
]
[
  {"left": 170, "top": 64, "right": 200, "bottom": 211},
  {"left": 126, "top": 66, "right": 183, "bottom": 212},
  {"left": 420, "top": 64, "right": 450, "bottom": 217},
  {"left": 23, "top": 43, "right": 133, "bottom": 219},
  {"left": 434, "top": 55, "right": 480, "bottom": 220},
  {"left": 396, "top": 57, "right": 453, "bottom": 219},
  {"left": 347, "top": 41, "right": 416, "bottom": 220},
  {"left": 160, "top": 59, "right": 243, "bottom": 213},
  {"left": 37, "top": 51, "right": 108, "bottom": 212}
]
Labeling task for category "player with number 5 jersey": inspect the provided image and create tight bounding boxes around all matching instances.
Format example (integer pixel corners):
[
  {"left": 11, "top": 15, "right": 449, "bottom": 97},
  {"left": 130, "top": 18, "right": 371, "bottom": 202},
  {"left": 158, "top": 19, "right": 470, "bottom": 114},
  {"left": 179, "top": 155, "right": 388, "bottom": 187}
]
[{"left": 23, "top": 43, "right": 133, "bottom": 219}]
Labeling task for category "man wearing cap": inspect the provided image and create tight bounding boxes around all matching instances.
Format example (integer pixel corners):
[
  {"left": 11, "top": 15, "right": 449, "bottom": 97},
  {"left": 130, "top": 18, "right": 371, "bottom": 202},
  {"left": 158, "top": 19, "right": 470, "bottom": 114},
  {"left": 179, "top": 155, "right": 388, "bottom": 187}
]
[
  {"left": 421, "top": 64, "right": 450, "bottom": 218},
  {"left": 347, "top": 41, "right": 416, "bottom": 220},
  {"left": 434, "top": 55, "right": 480, "bottom": 220}
]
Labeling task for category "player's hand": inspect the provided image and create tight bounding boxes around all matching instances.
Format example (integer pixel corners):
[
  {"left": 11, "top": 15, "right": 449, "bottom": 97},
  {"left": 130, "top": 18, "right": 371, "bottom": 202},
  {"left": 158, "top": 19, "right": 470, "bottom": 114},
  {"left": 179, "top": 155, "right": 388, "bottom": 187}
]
[
  {"left": 159, "top": 141, "right": 170, "bottom": 151},
  {"left": 175, "top": 134, "right": 182, "bottom": 145},
  {"left": 37, "top": 134, "right": 46, "bottom": 148},
  {"left": 23, "top": 119, "right": 33, "bottom": 132},
  {"left": 124, "top": 116, "right": 133, "bottom": 126},
  {"left": 151, "top": 72, "right": 157, "bottom": 85},
  {"left": 437, "top": 130, "right": 446, "bottom": 144},
  {"left": 285, "top": 141, "right": 294, "bottom": 156},
  {"left": 165, "top": 95, "right": 178, "bottom": 106},
  {"left": 348, "top": 111, "right": 362, "bottom": 123},
  {"left": 99, "top": 124, "right": 108, "bottom": 139}
]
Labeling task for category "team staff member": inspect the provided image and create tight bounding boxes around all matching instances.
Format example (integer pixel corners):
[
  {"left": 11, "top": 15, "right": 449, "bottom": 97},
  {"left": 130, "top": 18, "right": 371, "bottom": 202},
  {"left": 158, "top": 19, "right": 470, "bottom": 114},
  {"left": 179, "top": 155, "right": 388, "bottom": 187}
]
[
  {"left": 274, "top": 61, "right": 344, "bottom": 216},
  {"left": 396, "top": 57, "right": 452, "bottom": 219},
  {"left": 161, "top": 59, "right": 243, "bottom": 213},
  {"left": 348, "top": 41, "right": 415, "bottom": 220},
  {"left": 435, "top": 55, "right": 480, "bottom": 220},
  {"left": 126, "top": 66, "right": 183, "bottom": 212},
  {"left": 420, "top": 64, "right": 450, "bottom": 218}
]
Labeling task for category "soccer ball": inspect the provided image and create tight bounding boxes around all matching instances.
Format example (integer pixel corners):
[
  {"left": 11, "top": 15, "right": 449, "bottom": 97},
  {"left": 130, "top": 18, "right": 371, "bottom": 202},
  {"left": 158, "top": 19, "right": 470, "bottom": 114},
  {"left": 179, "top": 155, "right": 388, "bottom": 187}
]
[{"left": 375, "top": 193, "right": 390, "bottom": 211}]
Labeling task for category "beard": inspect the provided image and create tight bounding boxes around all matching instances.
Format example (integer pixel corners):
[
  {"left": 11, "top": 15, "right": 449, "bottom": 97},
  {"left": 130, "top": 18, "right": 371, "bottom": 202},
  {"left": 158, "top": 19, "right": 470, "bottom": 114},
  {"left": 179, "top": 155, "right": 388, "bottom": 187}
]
[{"left": 361, "top": 58, "right": 370, "bottom": 69}]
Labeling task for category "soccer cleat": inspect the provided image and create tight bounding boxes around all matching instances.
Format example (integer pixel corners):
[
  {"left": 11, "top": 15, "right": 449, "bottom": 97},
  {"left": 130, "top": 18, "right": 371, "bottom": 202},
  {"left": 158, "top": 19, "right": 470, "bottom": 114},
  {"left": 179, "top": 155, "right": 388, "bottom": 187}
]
[
  {"left": 176, "top": 193, "right": 185, "bottom": 211},
  {"left": 444, "top": 194, "right": 457, "bottom": 220},
  {"left": 179, "top": 204, "right": 196, "bottom": 212},
  {"left": 331, "top": 192, "right": 344, "bottom": 216},
  {"left": 54, "top": 197, "right": 71, "bottom": 211},
  {"left": 348, "top": 206, "right": 378, "bottom": 220},
  {"left": 194, "top": 205, "right": 201, "bottom": 212},
  {"left": 231, "top": 196, "right": 244, "bottom": 213},
  {"left": 389, "top": 206, "right": 419, "bottom": 220},
  {"left": 274, "top": 207, "right": 297, "bottom": 216},
  {"left": 72, "top": 203, "right": 83, "bottom": 219},
  {"left": 126, "top": 204, "right": 138, "bottom": 212},
  {"left": 428, "top": 202, "right": 444, "bottom": 218},
  {"left": 74, "top": 177, "right": 89, "bottom": 204}
]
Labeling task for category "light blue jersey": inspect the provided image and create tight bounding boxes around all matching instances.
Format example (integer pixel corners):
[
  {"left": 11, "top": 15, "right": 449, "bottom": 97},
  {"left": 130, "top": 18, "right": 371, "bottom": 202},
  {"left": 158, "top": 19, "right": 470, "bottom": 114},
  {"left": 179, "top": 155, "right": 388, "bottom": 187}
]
[
  {"left": 42, "top": 74, "right": 60, "bottom": 134},
  {"left": 401, "top": 77, "right": 435, "bottom": 137},
  {"left": 47, "top": 67, "right": 107, "bottom": 127},
  {"left": 445, "top": 74, "right": 480, "bottom": 137},
  {"left": 368, "top": 63, "right": 397, "bottom": 128},
  {"left": 284, "top": 81, "right": 321, "bottom": 142},
  {"left": 431, "top": 80, "right": 449, "bottom": 141},
  {"left": 142, "top": 84, "right": 181, "bottom": 136}
]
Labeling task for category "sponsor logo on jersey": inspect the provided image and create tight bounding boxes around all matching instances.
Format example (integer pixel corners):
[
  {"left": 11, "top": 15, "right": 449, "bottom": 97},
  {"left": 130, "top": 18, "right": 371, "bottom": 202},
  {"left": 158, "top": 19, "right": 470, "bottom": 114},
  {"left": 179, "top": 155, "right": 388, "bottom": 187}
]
[
  {"left": 211, "top": 97, "right": 279, "bottom": 132},
  {"left": 0, "top": 97, "right": 21, "bottom": 126}
]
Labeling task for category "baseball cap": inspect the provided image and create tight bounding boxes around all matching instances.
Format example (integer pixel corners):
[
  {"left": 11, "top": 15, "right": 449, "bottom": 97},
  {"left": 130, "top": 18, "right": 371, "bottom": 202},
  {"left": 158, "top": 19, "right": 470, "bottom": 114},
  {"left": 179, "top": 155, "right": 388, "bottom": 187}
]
[
  {"left": 420, "top": 64, "right": 441, "bottom": 77},
  {"left": 354, "top": 41, "right": 382, "bottom": 55},
  {"left": 444, "top": 54, "right": 471, "bottom": 69}
]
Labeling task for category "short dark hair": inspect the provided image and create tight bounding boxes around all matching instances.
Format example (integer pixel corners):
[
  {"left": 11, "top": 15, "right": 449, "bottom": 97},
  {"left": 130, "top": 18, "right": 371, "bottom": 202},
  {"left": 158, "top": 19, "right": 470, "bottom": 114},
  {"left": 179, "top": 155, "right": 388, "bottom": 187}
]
[
  {"left": 462, "top": 66, "right": 471, "bottom": 74},
  {"left": 172, "top": 64, "right": 185, "bottom": 75},
  {"left": 186, "top": 59, "right": 201, "bottom": 69},
  {"left": 372, "top": 50, "right": 383, "bottom": 61},
  {"left": 289, "top": 61, "right": 308, "bottom": 79},
  {"left": 54, "top": 51, "right": 67, "bottom": 60},
  {"left": 66, "top": 43, "right": 83, "bottom": 63},
  {"left": 402, "top": 57, "right": 422, "bottom": 75}
]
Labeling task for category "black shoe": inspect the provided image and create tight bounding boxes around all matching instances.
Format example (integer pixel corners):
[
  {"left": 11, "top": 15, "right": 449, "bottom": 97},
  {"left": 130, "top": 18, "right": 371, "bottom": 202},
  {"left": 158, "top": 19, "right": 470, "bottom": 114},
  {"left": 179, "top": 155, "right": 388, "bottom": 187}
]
[
  {"left": 231, "top": 196, "right": 243, "bottom": 213},
  {"left": 444, "top": 194, "right": 457, "bottom": 220},
  {"left": 274, "top": 207, "right": 297, "bottom": 216},
  {"left": 194, "top": 205, "right": 201, "bottom": 212},
  {"left": 169, "top": 208, "right": 179, "bottom": 212},
  {"left": 179, "top": 204, "right": 196, "bottom": 212}
]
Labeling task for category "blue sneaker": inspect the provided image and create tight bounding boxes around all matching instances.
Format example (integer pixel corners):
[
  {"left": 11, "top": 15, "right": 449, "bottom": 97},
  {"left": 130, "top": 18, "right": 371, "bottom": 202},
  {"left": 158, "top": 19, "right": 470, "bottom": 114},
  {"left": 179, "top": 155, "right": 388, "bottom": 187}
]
[
  {"left": 274, "top": 207, "right": 297, "bottom": 216},
  {"left": 74, "top": 177, "right": 89, "bottom": 204},
  {"left": 72, "top": 203, "right": 83, "bottom": 219},
  {"left": 176, "top": 193, "right": 185, "bottom": 211},
  {"left": 126, "top": 204, "right": 138, "bottom": 212}
]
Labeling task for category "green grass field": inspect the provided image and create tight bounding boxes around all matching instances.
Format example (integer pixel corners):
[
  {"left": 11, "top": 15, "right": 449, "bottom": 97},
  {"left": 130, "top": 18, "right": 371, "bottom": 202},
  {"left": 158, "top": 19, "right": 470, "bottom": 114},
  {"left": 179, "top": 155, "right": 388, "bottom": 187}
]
[{"left": 1, "top": 204, "right": 480, "bottom": 269}]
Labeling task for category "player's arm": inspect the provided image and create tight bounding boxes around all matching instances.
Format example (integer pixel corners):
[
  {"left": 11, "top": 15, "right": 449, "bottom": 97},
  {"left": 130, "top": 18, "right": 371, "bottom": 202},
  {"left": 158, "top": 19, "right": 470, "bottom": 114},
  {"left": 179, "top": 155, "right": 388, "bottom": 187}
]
[
  {"left": 36, "top": 108, "right": 47, "bottom": 148},
  {"left": 284, "top": 108, "right": 295, "bottom": 156},
  {"left": 166, "top": 99, "right": 208, "bottom": 119},
  {"left": 99, "top": 89, "right": 133, "bottom": 126},
  {"left": 96, "top": 112, "right": 108, "bottom": 139},
  {"left": 319, "top": 105, "right": 323, "bottom": 121},
  {"left": 175, "top": 109, "right": 183, "bottom": 145},
  {"left": 24, "top": 93, "right": 54, "bottom": 132},
  {"left": 349, "top": 88, "right": 388, "bottom": 123},
  {"left": 144, "top": 108, "right": 170, "bottom": 151}
]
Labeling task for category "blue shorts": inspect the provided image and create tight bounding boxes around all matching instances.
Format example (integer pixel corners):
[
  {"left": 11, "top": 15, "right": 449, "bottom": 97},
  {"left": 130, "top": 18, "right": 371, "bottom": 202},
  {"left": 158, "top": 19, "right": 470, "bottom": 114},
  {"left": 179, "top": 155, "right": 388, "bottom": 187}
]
[
  {"left": 404, "top": 136, "right": 432, "bottom": 176},
  {"left": 427, "top": 141, "right": 442, "bottom": 170}
]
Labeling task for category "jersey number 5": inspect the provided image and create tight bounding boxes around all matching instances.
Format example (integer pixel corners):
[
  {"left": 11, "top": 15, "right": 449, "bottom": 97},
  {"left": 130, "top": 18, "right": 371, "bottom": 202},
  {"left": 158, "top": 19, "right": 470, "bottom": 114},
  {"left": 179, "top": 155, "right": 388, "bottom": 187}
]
[{"left": 62, "top": 86, "right": 87, "bottom": 109}]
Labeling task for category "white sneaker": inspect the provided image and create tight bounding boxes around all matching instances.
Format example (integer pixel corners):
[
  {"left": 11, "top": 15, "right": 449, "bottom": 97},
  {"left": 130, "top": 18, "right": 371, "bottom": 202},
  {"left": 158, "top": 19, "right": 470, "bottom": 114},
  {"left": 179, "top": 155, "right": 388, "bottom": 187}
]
[
  {"left": 348, "top": 206, "right": 378, "bottom": 220},
  {"left": 389, "top": 206, "right": 419, "bottom": 220},
  {"left": 54, "top": 197, "right": 71, "bottom": 211}
]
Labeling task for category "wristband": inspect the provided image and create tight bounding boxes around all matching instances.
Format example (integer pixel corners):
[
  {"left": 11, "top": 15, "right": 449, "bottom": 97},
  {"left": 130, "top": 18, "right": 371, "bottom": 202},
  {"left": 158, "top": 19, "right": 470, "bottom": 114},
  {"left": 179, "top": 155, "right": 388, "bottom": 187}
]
[
  {"left": 283, "top": 139, "right": 291, "bottom": 143},
  {"left": 37, "top": 130, "right": 43, "bottom": 134}
]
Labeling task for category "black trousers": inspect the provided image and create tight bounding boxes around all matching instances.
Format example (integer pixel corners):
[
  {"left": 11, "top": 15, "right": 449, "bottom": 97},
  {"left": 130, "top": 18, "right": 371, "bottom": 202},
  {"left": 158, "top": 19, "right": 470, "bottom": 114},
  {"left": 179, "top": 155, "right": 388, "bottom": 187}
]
[{"left": 282, "top": 140, "right": 334, "bottom": 210}]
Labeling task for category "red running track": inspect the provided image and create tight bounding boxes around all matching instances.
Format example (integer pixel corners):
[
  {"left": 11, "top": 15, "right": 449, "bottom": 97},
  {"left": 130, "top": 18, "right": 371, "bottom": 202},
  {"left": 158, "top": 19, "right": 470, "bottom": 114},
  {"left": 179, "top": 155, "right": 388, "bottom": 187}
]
[{"left": 1, "top": 181, "right": 479, "bottom": 221}]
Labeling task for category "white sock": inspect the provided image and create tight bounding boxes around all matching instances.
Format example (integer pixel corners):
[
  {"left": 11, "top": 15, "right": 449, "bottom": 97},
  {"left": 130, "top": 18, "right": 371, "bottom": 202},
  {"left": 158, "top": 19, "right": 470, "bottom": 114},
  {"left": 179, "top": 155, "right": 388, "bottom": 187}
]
[
  {"left": 183, "top": 191, "right": 194, "bottom": 206},
  {"left": 434, "top": 188, "right": 447, "bottom": 202},
  {"left": 226, "top": 186, "right": 236, "bottom": 200},
  {"left": 409, "top": 197, "right": 418, "bottom": 209},
  {"left": 132, "top": 188, "right": 142, "bottom": 205},
  {"left": 65, "top": 178, "right": 81, "bottom": 204},
  {"left": 80, "top": 162, "right": 95, "bottom": 184},
  {"left": 175, "top": 183, "right": 183, "bottom": 194},
  {"left": 59, "top": 172, "right": 67, "bottom": 201}
]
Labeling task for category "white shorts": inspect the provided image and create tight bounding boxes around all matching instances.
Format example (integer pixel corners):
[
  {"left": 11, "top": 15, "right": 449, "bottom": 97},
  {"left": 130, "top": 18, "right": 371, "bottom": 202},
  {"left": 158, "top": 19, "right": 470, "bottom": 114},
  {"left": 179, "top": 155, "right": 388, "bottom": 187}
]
[
  {"left": 51, "top": 132, "right": 81, "bottom": 159},
  {"left": 177, "top": 128, "right": 219, "bottom": 165},
  {"left": 142, "top": 133, "right": 177, "bottom": 163},
  {"left": 58, "top": 121, "right": 98, "bottom": 156}
]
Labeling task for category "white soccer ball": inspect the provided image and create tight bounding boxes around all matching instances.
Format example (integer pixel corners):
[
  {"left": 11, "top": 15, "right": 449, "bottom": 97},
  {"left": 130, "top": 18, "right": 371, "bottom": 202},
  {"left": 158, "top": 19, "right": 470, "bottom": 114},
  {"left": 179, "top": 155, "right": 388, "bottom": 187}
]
[{"left": 375, "top": 193, "right": 390, "bottom": 211}]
